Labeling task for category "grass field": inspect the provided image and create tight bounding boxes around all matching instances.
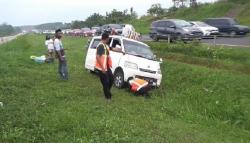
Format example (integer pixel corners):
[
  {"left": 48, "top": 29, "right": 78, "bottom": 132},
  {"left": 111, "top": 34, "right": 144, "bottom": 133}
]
[{"left": 0, "top": 34, "right": 250, "bottom": 142}]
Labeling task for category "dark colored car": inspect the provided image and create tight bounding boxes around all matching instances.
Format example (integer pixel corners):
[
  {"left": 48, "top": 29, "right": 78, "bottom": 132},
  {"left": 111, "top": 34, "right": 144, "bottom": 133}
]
[
  {"left": 101, "top": 24, "right": 123, "bottom": 35},
  {"left": 204, "top": 17, "right": 250, "bottom": 36},
  {"left": 91, "top": 26, "right": 101, "bottom": 36},
  {"left": 81, "top": 28, "right": 94, "bottom": 37},
  {"left": 149, "top": 19, "right": 203, "bottom": 41}
]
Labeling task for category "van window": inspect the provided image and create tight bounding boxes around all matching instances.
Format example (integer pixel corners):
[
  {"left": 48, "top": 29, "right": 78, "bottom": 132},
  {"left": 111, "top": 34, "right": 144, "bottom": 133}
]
[
  {"left": 157, "top": 21, "right": 164, "bottom": 27},
  {"left": 166, "top": 21, "right": 175, "bottom": 27},
  {"left": 123, "top": 39, "right": 154, "bottom": 60},
  {"left": 91, "top": 39, "right": 101, "bottom": 49},
  {"left": 111, "top": 38, "right": 121, "bottom": 48}
]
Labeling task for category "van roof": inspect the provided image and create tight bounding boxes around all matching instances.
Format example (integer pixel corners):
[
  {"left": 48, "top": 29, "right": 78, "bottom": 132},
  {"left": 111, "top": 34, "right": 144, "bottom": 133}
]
[
  {"left": 153, "top": 19, "right": 185, "bottom": 23},
  {"left": 93, "top": 35, "right": 149, "bottom": 47},
  {"left": 205, "top": 17, "right": 233, "bottom": 20}
]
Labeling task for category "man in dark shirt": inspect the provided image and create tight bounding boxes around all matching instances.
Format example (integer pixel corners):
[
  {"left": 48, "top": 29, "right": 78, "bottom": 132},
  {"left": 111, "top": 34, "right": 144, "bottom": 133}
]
[
  {"left": 96, "top": 33, "right": 113, "bottom": 100},
  {"left": 96, "top": 33, "right": 122, "bottom": 100}
]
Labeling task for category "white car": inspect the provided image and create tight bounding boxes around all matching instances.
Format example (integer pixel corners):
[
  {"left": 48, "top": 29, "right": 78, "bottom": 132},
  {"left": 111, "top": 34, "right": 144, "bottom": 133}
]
[
  {"left": 85, "top": 35, "right": 162, "bottom": 88},
  {"left": 190, "top": 21, "right": 219, "bottom": 37}
]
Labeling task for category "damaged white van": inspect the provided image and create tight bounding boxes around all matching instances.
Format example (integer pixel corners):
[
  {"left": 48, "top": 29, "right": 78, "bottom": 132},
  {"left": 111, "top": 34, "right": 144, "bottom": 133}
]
[{"left": 85, "top": 35, "right": 162, "bottom": 88}]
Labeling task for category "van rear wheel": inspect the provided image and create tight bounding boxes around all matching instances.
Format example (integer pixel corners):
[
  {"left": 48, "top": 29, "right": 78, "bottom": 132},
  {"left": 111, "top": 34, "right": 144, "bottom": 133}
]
[
  {"left": 152, "top": 34, "right": 159, "bottom": 41},
  {"left": 230, "top": 31, "right": 236, "bottom": 37},
  {"left": 114, "top": 69, "right": 124, "bottom": 88}
]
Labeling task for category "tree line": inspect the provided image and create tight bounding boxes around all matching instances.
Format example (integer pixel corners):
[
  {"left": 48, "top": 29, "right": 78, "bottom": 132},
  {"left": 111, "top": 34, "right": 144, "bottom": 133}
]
[
  {"left": 0, "top": 23, "right": 21, "bottom": 37},
  {"left": 71, "top": 8, "right": 137, "bottom": 29}
]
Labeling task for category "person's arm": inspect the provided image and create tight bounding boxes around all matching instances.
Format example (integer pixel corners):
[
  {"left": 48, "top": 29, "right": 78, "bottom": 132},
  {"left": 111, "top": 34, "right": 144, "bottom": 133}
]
[
  {"left": 54, "top": 40, "right": 64, "bottom": 61},
  {"left": 96, "top": 45, "right": 106, "bottom": 73},
  {"left": 110, "top": 46, "right": 124, "bottom": 53}
]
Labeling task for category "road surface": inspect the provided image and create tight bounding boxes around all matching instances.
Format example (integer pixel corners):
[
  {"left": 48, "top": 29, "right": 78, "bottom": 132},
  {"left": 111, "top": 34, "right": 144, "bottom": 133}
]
[
  {"left": 0, "top": 34, "right": 24, "bottom": 45},
  {"left": 141, "top": 35, "right": 250, "bottom": 48}
]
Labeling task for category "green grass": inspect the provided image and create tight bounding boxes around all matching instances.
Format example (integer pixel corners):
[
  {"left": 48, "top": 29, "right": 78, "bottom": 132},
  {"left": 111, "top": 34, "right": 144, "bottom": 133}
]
[
  {"left": 0, "top": 34, "right": 250, "bottom": 142},
  {"left": 171, "top": 2, "right": 234, "bottom": 21}
]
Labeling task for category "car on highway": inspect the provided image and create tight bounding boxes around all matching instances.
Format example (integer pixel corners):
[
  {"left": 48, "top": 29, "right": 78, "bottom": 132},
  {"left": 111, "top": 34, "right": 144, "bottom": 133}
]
[
  {"left": 101, "top": 24, "right": 123, "bottom": 35},
  {"left": 149, "top": 19, "right": 203, "bottom": 41},
  {"left": 204, "top": 17, "right": 250, "bottom": 37},
  {"left": 81, "top": 28, "right": 94, "bottom": 37},
  {"left": 190, "top": 21, "right": 219, "bottom": 37},
  {"left": 85, "top": 35, "right": 162, "bottom": 88},
  {"left": 91, "top": 26, "right": 101, "bottom": 36}
]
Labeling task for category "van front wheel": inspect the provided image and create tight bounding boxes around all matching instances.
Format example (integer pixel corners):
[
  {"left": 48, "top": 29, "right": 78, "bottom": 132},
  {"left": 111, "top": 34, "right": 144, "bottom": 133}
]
[{"left": 114, "top": 69, "right": 124, "bottom": 88}]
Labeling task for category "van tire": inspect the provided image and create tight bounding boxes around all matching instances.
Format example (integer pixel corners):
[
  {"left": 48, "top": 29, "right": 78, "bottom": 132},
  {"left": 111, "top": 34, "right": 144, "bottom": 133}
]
[
  {"left": 114, "top": 69, "right": 125, "bottom": 88},
  {"left": 152, "top": 34, "right": 159, "bottom": 41},
  {"left": 230, "top": 31, "right": 236, "bottom": 37}
]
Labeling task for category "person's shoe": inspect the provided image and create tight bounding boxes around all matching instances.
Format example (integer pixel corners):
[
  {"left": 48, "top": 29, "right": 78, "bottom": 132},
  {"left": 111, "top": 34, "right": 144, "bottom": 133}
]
[{"left": 106, "top": 98, "right": 112, "bottom": 103}]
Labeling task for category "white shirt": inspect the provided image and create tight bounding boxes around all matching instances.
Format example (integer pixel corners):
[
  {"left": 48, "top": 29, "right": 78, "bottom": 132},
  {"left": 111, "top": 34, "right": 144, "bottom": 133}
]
[
  {"left": 45, "top": 39, "right": 54, "bottom": 50},
  {"left": 54, "top": 38, "right": 63, "bottom": 51}
]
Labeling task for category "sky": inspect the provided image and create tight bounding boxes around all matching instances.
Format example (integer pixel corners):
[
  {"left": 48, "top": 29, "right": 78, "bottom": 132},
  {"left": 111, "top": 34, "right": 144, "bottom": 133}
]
[{"left": 0, "top": 0, "right": 217, "bottom": 26}]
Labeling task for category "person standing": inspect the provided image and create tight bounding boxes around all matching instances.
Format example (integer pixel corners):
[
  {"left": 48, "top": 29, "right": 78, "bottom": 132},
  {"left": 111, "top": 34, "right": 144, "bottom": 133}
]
[
  {"left": 45, "top": 35, "right": 54, "bottom": 63},
  {"left": 54, "top": 29, "right": 68, "bottom": 80},
  {"left": 95, "top": 33, "right": 114, "bottom": 100}
]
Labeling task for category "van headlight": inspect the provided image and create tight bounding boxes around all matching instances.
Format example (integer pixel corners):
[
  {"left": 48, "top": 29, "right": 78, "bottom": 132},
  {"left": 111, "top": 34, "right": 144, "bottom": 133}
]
[
  {"left": 157, "top": 68, "right": 162, "bottom": 74},
  {"left": 124, "top": 61, "right": 138, "bottom": 70}
]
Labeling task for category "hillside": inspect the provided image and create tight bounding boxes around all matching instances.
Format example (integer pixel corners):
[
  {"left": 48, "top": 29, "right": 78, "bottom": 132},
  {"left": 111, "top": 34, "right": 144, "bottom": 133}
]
[
  {"left": 0, "top": 34, "right": 250, "bottom": 142},
  {"left": 134, "top": 0, "right": 250, "bottom": 34}
]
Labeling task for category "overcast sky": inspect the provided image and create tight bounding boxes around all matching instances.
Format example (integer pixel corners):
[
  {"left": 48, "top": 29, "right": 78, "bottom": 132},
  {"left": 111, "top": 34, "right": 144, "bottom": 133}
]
[{"left": 0, "top": 0, "right": 217, "bottom": 26}]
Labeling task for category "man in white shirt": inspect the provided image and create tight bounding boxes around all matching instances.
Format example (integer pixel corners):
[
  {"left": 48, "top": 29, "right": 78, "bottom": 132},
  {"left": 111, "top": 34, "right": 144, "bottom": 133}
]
[{"left": 54, "top": 29, "right": 68, "bottom": 80}]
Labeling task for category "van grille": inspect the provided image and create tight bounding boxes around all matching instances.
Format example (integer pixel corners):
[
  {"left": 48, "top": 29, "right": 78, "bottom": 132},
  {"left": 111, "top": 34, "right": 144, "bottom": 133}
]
[
  {"left": 139, "top": 68, "right": 156, "bottom": 74},
  {"left": 136, "top": 76, "right": 157, "bottom": 84},
  {"left": 192, "top": 31, "right": 203, "bottom": 36}
]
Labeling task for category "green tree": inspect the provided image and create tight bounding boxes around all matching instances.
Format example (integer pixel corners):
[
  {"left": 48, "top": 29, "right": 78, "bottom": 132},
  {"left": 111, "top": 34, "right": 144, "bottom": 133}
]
[
  {"left": 71, "top": 21, "right": 86, "bottom": 29},
  {"left": 85, "top": 13, "right": 105, "bottom": 27},
  {"left": 0, "top": 23, "right": 15, "bottom": 37},
  {"left": 147, "top": 4, "right": 165, "bottom": 17}
]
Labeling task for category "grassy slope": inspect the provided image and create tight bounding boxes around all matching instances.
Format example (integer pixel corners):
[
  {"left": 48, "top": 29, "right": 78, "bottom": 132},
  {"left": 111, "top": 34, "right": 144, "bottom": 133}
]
[
  {"left": 134, "top": 1, "right": 250, "bottom": 34},
  {"left": 0, "top": 34, "right": 250, "bottom": 142}
]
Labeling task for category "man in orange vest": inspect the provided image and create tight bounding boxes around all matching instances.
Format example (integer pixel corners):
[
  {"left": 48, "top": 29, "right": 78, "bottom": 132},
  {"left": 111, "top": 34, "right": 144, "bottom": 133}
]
[
  {"left": 129, "top": 78, "right": 151, "bottom": 97},
  {"left": 95, "top": 33, "right": 114, "bottom": 100}
]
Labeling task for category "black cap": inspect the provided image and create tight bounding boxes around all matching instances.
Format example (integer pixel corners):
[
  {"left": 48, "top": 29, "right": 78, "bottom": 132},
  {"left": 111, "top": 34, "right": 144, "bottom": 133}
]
[{"left": 101, "top": 32, "right": 109, "bottom": 40}]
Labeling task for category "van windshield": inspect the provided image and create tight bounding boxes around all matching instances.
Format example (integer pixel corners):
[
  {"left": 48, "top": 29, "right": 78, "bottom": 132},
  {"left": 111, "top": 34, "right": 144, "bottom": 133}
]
[
  {"left": 174, "top": 20, "right": 192, "bottom": 27},
  {"left": 194, "top": 22, "right": 210, "bottom": 27},
  {"left": 109, "top": 24, "right": 122, "bottom": 29},
  {"left": 228, "top": 19, "right": 239, "bottom": 25},
  {"left": 123, "top": 39, "right": 154, "bottom": 60}
]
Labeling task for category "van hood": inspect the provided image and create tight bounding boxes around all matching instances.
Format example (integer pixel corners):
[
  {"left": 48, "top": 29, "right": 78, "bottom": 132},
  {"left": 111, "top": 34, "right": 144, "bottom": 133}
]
[
  {"left": 234, "top": 25, "right": 250, "bottom": 30},
  {"left": 200, "top": 26, "right": 218, "bottom": 31},
  {"left": 183, "top": 26, "right": 201, "bottom": 32},
  {"left": 126, "top": 54, "right": 160, "bottom": 71}
]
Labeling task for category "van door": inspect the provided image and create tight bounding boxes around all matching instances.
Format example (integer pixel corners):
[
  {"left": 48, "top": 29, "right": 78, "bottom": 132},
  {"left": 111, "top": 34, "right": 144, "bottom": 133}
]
[
  {"left": 109, "top": 38, "right": 124, "bottom": 73},
  {"left": 165, "top": 21, "right": 176, "bottom": 38},
  {"left": 85, "top": 38, "right": 101, "bottom": 71}
]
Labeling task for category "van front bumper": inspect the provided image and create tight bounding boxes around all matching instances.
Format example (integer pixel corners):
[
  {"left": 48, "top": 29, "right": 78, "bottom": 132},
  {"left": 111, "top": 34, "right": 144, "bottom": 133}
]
[{"left": 123, "top": 68, "right": 162, "bottom": 87}]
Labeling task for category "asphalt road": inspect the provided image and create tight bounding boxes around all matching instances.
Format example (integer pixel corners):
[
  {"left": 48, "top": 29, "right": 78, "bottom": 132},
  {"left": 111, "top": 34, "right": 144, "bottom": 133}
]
[
  {"left": 141, "top": 35, "right": 250, "bottom": 48},
  {"left": 0, "top": 34, "right": 23, "bottom": 45}
]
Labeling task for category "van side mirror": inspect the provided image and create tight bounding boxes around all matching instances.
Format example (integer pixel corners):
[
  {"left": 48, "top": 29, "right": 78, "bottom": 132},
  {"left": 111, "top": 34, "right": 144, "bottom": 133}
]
[
  {"left": 154, "top": 55, "right": 156, "bottom": 58},
  {"left": 159, "top": 58, "right": 163, "bottom": 63}
]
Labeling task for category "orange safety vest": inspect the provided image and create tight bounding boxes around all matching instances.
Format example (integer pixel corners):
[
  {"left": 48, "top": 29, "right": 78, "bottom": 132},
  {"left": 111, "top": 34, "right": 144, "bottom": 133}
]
[
  {"left": 95, "top": 43, "right": 112, "bottom": 71},
  {"left": 129, "top": 78, "right": 149, "bottom": 92}
]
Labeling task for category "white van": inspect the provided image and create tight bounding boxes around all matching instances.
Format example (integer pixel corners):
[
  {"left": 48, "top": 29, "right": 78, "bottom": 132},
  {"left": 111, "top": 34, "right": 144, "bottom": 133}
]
[{"left": 85, "top": 35, "right": 162, "bottom": 88}]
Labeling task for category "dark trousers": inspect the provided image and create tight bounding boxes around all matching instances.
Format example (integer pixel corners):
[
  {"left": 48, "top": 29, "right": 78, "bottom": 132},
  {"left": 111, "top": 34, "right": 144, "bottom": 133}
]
[
  {"left": 58, "top": 61, "right": 68, "bottom": 80},
  {"left": 98, "top": 68, "right": 113, "bottom": 99}
]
